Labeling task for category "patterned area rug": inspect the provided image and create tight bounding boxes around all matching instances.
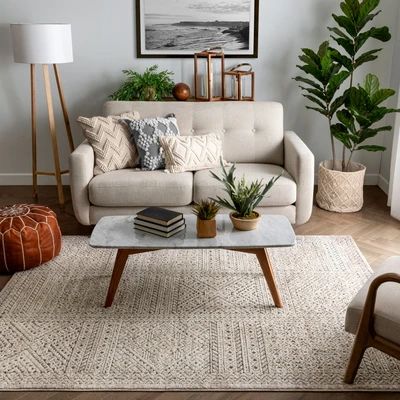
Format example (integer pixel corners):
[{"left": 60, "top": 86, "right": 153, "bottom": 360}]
[{"left": 0, "top": 236, "right": 399, "bottom": 391}]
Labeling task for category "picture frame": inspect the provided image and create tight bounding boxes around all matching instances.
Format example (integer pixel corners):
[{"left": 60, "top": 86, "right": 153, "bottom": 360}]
[{"left": 136, "top": 0, "right": 259, "bottom": 58}]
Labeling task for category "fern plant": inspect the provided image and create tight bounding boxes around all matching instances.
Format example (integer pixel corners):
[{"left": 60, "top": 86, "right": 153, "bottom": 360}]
[
  {"left": 192, "top": 200, "right": 220, "bottom": 220},
  {"left": 210, "top": 160, "right": 281, "bottom": 219},
  {"left": 110, "top": 65, "right": 175, "bottom": 101}
]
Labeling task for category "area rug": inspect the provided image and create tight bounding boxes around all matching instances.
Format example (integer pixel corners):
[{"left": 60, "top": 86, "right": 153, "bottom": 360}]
[{"left": 0, "top": 235, "right": 399, "bottom": 391}]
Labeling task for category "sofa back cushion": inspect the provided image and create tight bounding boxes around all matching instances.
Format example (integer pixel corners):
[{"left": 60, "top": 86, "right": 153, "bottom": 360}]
[{"left": 103, "top": 101, "right": 284, "bottom": 165}]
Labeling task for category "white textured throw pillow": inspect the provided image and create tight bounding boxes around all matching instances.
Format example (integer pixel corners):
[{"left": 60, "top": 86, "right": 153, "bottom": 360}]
[
  {"left": 160, "top": 133, "right": 225, "bottom": 173},
  {"left": 77, "top": 112, "right": 140, "bottom": 175}
]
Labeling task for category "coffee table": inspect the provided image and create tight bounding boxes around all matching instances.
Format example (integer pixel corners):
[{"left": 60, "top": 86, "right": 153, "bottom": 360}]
[{"left": 90, "top": 214, "right": 296, "bottom": 308}]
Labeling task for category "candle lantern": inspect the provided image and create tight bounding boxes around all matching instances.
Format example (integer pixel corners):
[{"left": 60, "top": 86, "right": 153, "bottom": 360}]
[
  {"left": 224, "top": 63, "right": 255, "bottom": 101},
  {"left": 194, "top": 50, "right": 225, "bottom": 101}
]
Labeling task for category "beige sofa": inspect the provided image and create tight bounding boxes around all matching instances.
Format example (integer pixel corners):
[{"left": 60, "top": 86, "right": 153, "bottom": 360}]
[{"left": 70, "top": 101, "right": 314, "bottom": 226}]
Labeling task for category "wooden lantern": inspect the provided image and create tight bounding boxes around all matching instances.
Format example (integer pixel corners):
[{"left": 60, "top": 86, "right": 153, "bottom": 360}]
[
  {"left": 194, "top": 50, "right": 225, "bottom": 101},
  {"left": 224, "top": 63, "right": 255, "bottom": 101}
]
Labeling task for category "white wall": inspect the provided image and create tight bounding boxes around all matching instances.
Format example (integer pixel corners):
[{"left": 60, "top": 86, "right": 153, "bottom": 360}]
[{"left": 0, "top": 0, "right": 399, "bottom": 185}]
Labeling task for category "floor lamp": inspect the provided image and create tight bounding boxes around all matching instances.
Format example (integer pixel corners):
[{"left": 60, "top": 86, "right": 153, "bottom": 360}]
[{"left": 10, "top": 23, "right": 75, "bottom": 206}]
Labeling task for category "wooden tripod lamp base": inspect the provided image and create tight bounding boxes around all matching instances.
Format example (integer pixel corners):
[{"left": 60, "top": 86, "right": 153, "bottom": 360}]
[
  {"left": 11, "top": 23, "right": 75, "bottom": 206},
  {"left": 31, "top": 64, "right": 75, "bottom": 206}
]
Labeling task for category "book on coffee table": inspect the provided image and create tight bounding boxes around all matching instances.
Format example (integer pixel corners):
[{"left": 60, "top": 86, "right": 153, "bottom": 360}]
[
  {"left": 134, "top": 223, "right": 186, "bottom": 238},
  {"left": 136, "top": 207, "right": 183, "bottom": 226},
  {"left": 134, "top": 217, "right": 185, "bottom": 232}
]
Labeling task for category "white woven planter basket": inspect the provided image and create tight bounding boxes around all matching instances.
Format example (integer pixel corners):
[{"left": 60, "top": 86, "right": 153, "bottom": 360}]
[{"left": 316, "top": 160, "right": 366, "bottom": 213}]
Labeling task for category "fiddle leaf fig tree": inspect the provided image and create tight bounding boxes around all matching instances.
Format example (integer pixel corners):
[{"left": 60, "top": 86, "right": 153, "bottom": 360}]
[
  {"left": 294, "top": 41, "right": 350, "bottom": 164},
  {"left": 295, "top": 0, "right": 394, "bottom": 172},
  {"left": 331, "top": 74, "right": 399, "bottom": 171},
  {"left": 328, "top": 0, "right": 391, "bottom": 168}
]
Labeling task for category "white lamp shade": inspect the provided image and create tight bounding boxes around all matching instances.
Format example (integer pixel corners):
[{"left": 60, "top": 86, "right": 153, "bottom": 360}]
[{"left": 10, "top": 23, "right": 73, "bottom": 64}]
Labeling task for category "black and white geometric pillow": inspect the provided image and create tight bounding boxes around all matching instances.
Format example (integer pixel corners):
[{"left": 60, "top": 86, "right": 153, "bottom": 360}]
[{"left": 122, "top": 115, "right": 180, "bottom": 171}]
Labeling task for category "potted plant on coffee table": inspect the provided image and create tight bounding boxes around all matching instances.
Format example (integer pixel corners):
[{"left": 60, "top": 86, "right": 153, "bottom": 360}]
[
  {"left": 192, "top": 199, "right": 220, "bottom": 238},
  {"left": 295, "top": 0, "right": 396, "bottom": 212},
  {"left": 210, "top": 161, "right": 281, "bottom": 231}
]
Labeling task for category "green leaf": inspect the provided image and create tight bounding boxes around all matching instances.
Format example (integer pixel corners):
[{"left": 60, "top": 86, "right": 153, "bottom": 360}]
[
  {"left": 364, "top": 73, "right": 380, "bottom": 96},
  {"left": 371, "top": 89, "right": 396, "bottom": 106},
  {"left": 296, "top": 64, "right": 324, "bottom": 83},
  {"left": 328, "top": 26, "right": 351, "bottom": 40},
  {"left": 332, "top": 14, "right": 357, "bottom": 36},
  {"left": 357, "top": 0, "right": 380, "bottom": 27},
  {"left": 331, "top": 123, "right": 353, "bottom": 148},
  {"left": 355, "top": 27, "right": 391, "bottom": 53},
  {"left": 337, "top": 109, "right": 356, "bottom": 133},
  {"left": 356, "top": 145, "right": 386, "bottom": 152},
  {"left": 330, "top": 50, "right": 353, "bottom": 71},
  {"left": 303, "top": 94, "right": 327, "bottom": 109},
  {"left": 354, "top": 49, "right": 381, "bottom": 69},
  {"left": 340, "top": 0, "right": 360, "bottom": 20},
  {"left": 359, "top": 126, "right": 392, "bottom": 142},
  {"left": 293, "top": 76, "right": 324, "bottom": 91},
  {"left": 326, "top": 71, "right": 351, "bottom": 100},
  {"left": 306, "top": 106, "right": 329, "bottom": 116},
  {"left": 333, "top": 37, "right": 356, "bottom": 57},
  {"left": 317, "top": 41, "right": 330, "bottom": 57},
  {"left": 330, "top": 95, "right": 346, "bottom": 114},
  {"left": 299, "top": 86, "right": 326, "bottom": 101}
]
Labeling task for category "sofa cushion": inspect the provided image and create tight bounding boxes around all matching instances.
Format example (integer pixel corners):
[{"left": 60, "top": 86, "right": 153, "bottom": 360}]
[
  {"left": 194, "top": 164, "right": 296, "bottom": 207},
  {"left": 122, "top": 116, "right": 180, "bottom": 171},
  {"left": 345, "top": 256, "right": 400, "bottom": 345},
  {"left": 160, "top": 133, "right": 225, "bottom": 173},
  {"left": 77, "top": 112, "right": 140, "bottom": 175},
  {"left": 89, "top": 169, "right": 193, "bottom": 207}
]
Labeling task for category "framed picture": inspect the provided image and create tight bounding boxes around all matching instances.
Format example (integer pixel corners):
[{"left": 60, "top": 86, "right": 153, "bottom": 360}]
[{"left": 136, "top": 0, "right": 259, "bottom": 58}]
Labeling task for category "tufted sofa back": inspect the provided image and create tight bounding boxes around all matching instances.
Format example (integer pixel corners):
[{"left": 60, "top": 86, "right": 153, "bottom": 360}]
[{"left": 103, "top": 101, "right": 284, "bottom": 165}]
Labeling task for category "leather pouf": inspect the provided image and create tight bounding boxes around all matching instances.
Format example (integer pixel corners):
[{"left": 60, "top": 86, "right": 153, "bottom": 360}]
[{"left": 0, "top": 204, "right": 61, "bottom": 273}]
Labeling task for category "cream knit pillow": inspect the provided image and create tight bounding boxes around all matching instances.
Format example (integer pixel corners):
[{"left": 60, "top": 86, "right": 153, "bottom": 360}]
[
  {"left": 160, "top": 133, "right": 225, "bottom": 173},
  {"left": 77, "top": 112, "right": 140, "bottom": 175}
]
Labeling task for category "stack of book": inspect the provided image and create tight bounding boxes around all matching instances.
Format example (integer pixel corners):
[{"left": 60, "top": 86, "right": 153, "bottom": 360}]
[{"left": 134, "top": 207, "right": 185, "bottom": 238}]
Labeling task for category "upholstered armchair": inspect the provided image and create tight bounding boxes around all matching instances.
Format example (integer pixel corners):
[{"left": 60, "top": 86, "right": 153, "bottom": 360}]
[{"left": 344, "top": 256, "right": 400, "bottom": 383}]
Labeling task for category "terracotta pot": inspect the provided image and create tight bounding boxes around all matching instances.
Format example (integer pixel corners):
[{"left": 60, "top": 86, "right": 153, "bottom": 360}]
[
  {"left": 229, "top": 211, "right": 261, "bottom": 231},
  {"left": 196, "top": 218, "right": 216, "bottom": 238},
  {"left": 316, "top": 160, "right": 366, "bottom": 213}
]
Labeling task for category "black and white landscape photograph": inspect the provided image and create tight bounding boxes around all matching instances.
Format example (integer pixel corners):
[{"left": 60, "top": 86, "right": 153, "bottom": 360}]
[{"left": 136, "top": 0, "right": 259, "bottom": 57}]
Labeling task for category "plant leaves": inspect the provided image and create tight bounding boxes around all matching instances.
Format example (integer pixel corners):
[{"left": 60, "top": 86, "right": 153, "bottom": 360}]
[
  {"left": 354, "top": 49, "right": 381, "bottom": 69},
  {"left": 356, "top": 144, "right": 386, "bottom": 151}
]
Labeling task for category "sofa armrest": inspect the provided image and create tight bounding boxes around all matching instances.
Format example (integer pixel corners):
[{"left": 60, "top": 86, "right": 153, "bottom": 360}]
[
  {"left": 69, "top": 140, "right": 94, "bottom": 225},
  {"left": 284, "top": 131, "right": 314, "bottom": 225}
]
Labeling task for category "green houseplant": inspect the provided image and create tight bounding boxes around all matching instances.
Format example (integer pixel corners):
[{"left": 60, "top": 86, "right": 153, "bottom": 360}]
[
  {"left": 295, "top": 0, "right": 397, "bottom": 212},
  {"left": 210, "top": 160, "right": 281, "bottom": 231},
  {"left": 192, "top": 199, "right": 220, "bottom": 238},
  {"left": 110, "top": 65, "right": 175, "bottom": 101}
]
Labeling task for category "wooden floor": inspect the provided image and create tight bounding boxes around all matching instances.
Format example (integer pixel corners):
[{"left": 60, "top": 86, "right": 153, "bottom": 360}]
[{"left": 0, "top": 185, "right": 399, "bottom": 400}]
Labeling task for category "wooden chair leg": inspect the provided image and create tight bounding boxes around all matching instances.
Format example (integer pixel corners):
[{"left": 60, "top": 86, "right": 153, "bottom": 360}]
[{"left": 344, "top": 331, "right": 369, "bottom": 384}]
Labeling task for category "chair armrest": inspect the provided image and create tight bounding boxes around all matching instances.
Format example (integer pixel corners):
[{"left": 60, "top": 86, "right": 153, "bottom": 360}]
[
  {"left": 358, "top": 272, "right": 400, "bottom": 336},
  {"left": 69, "top": 140, "right": 94, "bottom": 225},
  {"left": 284, "top": 131, "right": 314, "bottom": 225}
]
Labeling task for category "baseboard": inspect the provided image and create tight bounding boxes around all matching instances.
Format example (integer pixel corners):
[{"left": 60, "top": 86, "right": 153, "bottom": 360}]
[
  {"left": 378, "top": 175, "right": 390, "bottom": 194},
  {"left": 0, "top": 173, "right": 70, "bottom": 185}
]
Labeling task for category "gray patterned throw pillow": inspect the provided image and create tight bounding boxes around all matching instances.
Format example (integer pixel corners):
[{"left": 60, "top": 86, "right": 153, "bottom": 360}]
[{"left": 122, "top": 116, "right": 180, "bottom": 170}]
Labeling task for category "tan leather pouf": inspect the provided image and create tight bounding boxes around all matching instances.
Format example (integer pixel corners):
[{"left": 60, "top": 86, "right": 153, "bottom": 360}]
[{"left": 0, "top": 204, "right": 61, "bottom": 273}]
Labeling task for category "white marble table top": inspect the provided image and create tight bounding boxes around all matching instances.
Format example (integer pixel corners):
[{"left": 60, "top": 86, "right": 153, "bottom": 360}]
[{"left": 90, "top": 214, "right": 296, "bottom": 250}]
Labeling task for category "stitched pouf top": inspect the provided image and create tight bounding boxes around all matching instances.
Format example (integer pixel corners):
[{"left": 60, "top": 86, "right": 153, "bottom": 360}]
[{"left": 0, "top": 204, "right": 61, "bottom": 274}]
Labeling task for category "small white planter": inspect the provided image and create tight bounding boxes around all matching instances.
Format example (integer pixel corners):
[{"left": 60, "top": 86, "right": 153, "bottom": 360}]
[{"left": 316, "top": 160, "right": 366, "bottom": 213}]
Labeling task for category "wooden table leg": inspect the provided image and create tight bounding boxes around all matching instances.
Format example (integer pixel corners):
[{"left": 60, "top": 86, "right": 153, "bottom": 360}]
[
  {"left": 104, "top": 248, "right": 158, "bottom": 308},
  {"left": 231, "top": 247, "right": 283, "bottom": 308},
  {"left": 255, "top": 248, "right": 283, "bottom": 308},
  {"left": 105, "top": 249, "right": 130, "bottom": 308}
]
